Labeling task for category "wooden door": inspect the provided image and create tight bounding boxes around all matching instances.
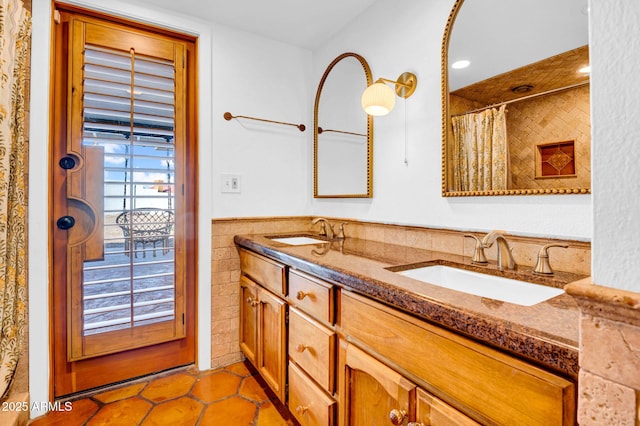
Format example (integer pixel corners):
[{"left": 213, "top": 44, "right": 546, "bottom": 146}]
[
  {"left": 240, "top": 276, "right": 259, "bottom": 365},
  {"left": 258, "top": 287, "right": 287, "bottom": 402},
  {"left": 342, "top": 343, "right": 416, "bottom": 425},
  {"left": 51, "top": 6, "right": 197, "bottom": 397}
]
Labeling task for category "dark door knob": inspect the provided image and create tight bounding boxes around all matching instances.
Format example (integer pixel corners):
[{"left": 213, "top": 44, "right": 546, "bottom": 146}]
[
  {"left": 58, "top": 156, "right": 76, "bottom": 170},
  {"left": 56, "top": 216, "right": 76, "bottom": 230}
]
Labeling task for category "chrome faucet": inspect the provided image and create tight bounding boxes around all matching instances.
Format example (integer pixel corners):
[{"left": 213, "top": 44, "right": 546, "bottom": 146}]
[
  {"left": 482, "top": 231, "right": 517, "bottom": 271},
  {"left": 311, "top": 217, "right": 334, "bottom": 239}
]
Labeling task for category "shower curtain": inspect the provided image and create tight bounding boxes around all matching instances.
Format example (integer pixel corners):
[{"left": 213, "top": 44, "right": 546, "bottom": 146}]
[
  {"left": 0, "top": 0, "right": 30, "bottom": 399},
  {"left": 451, "top": 105, "right": 509, "bottom": 192}
]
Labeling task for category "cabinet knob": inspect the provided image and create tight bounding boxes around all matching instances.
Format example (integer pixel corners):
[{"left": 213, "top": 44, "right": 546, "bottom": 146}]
[
  {"left": 296, "top": 343, "right": 309, "bottom": 353},
  {"left": 389, "top": 409, "right": 407, "bottom": 425},
  {"left": 295, "top": 405, "right": 308, "bottom": 415},
  {"left": 296, "top": 291, "right": 310, "bottom": 300},
  {"left": 245, "top": 297, "right": 259, "bottom": 307}
]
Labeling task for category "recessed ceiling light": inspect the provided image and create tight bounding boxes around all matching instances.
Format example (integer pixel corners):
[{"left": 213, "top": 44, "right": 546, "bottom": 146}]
[
  {"left": 451, "top": 60, "right": 470, "bottom": 69},
  {"left": 579, "top": 65, "right": 591, "bottom": 74}
]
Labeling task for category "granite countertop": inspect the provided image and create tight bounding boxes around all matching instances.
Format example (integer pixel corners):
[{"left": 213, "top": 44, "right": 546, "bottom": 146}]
[{"left": 235, "top": 233, "right": 585, "bottom": 379}]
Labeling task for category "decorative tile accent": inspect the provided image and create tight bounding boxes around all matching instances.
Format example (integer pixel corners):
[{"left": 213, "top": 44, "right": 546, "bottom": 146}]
[{"left": 537, "top": 141, "right": 576, "bottom": 177}]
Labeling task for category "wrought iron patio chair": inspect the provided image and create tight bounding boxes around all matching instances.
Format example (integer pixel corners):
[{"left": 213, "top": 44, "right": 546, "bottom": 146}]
[{"left": 116, "top": 208, "right": 174, "bottom": 258}]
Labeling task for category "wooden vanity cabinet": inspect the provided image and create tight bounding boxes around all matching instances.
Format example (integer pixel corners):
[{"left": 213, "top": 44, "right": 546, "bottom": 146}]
[
  {"left": 287, "top": 270, "right": 338, "bottom": 426},
  {"left": 289, "top": 361, "right": 336, "bottom": 426},
  {"left": 238, "top": 246, "right": 575, "bottom": 425},
  {"left": 239, "top": 276, "right": 258, "bottom": 365},
  {"left": 289, "top": 269, "right": 335, "bottom": 324},
  {"left": 339, "top": 290, "right": 575, "bottom": 425},
  {"left": 339, "top": 342, "right": 416, "bottom": 426},
  {"left": 416, "top": 388, "right": 481, "bottom": 426},
  {"left": 338, "top": 341, "right": 480, "bottom": 426},
  {"left": 238, "top": 249, "right": 287, "bottom": 402},
  {"left": 289, "top": 307, "right": 336, "bottom": 392}
]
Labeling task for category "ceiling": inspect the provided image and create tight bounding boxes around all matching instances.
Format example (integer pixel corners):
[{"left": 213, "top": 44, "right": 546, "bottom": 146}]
[
  {"left": 448, "top": 0, "right": 589, "bottom": 91},
  {"left": 451, "top": 45, "right": 589, "bottom": 106},
  {"left": 130, "top": 0, "right": 380, "bottom": 49}
]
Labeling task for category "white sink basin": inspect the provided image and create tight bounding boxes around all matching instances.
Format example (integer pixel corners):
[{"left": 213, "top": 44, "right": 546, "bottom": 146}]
[
  {"left": 269, "top": 236, "right": 328, "bottom": 246},
  {"left": 398, "top": 265, "right": 563, "bottom": 306}
]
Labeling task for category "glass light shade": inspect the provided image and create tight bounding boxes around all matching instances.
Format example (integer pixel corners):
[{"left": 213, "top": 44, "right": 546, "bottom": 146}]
[{"left": 361, "top": 82, "right": 395, "bottom": 116}]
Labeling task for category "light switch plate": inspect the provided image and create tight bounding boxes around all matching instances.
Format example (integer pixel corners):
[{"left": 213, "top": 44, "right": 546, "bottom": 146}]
[{"left": 221, "top": 174, "right": 241, "bottom": 193}]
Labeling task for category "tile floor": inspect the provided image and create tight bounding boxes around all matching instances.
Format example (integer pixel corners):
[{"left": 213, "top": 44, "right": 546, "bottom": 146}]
[{"left": 29, "top": 361, "right": 298, "bottom": 426}]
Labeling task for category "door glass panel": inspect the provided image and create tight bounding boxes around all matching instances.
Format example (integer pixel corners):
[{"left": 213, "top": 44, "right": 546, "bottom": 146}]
[{"left": 81, "top": 45, "right": 176, "bottom": 337}]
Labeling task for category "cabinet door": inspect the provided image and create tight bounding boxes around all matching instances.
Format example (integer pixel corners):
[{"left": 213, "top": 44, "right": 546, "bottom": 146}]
[
  {"left": 239, "top": 276, "right": 259, "bottom": 365},
  {"left": 341, "top": 343, "right": 416, "bottom": 426},
  {"left": 416, "top": 388, "right": 480, "bottom": 426},
  {"left": 258, "top": 287, "right": 287, "bottom": 402}
]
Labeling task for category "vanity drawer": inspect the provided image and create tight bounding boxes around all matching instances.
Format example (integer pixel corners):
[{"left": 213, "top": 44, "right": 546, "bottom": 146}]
[
  {"left": 289, "top": 307, "right": 336, "bottom": 393},
  {"left": 289, "top": 269, "right": 334, "bottom": 324},
  {"left": 239, "top": 249, "right": 286, "bottom": 297},
  {"left": 289, "top": 362, "right": 336, "bottom": 426},
  {"left": 340, "top": 291, "right": 575, "bottom": 426}
]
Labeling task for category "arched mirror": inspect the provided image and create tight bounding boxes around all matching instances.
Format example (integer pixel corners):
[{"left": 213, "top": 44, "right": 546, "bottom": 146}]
[
  {"left": 314, "top": 52, "right": 373, "bottom": 198},
  {"left": 442, "top": 0, "right": 591, "bottom": 196}
]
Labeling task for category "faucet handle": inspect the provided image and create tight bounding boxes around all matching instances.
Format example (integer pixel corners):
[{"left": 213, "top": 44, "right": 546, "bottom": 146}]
[
  {"left": 533, "top": 243, "right": 568, "bottom": 275},
  {"left": 464, "top": 234, "right": 488, "bottom": 264},
  {"left": 316, "top": 221, "right": 327, "bottom": 237},
  {"left": 335, "top": 222, "right": 347, "bottom": 239}
]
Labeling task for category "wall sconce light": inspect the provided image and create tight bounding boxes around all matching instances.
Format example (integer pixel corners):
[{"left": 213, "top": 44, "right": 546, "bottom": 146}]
[{"left": 361, "top": 72, "right": 418, "bottom": 116}]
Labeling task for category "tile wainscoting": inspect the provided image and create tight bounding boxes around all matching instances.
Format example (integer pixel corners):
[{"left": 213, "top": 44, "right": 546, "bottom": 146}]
[{"left": 211, "top": 217, "right": 314, "bottom": 368}]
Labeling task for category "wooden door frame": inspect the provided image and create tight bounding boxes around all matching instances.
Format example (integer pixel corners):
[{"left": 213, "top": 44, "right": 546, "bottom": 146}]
[{"left": 49, "top": 3, "right": 199, "bottom": 397}]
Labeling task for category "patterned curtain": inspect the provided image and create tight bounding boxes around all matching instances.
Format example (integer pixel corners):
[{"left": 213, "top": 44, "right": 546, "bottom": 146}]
[
  {"left": 0, "top": 0, "right": 30, "bottom": 399},
  {"left": 451, "top": 105, "right": 509, "bottom": 192}
]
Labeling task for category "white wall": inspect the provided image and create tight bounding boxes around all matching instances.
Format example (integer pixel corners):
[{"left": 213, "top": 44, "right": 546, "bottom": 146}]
[
  {"left": 211, "top": 27, "right": 312, "bottom": 218},
  {"left": 310, "top": 0, "right": 592, "bottom": 240},
  {"left": 590, "top": 0, "right": 640, "bottom": 291}
]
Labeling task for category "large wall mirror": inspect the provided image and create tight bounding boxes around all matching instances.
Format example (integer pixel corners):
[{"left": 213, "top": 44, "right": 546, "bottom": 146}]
[
  {"left": 442, "top": 0, "right": 591, "bottom": 196},
  {"left": 314, "top": 52, "right": 373, "bottom": 198}
]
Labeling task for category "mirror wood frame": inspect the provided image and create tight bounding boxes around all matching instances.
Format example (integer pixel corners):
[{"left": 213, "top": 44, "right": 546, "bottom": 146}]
[
  {"left": 314, "top": 52, "right": 373, "bottom": 198},
  {"left": 441, "top": 0, "right": 591, "bottom": 197}
]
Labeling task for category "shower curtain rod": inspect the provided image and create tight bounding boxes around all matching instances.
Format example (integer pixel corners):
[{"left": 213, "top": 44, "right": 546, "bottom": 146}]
[{"left": 451, "top": 81, "right": 589, "bottom": 117}]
